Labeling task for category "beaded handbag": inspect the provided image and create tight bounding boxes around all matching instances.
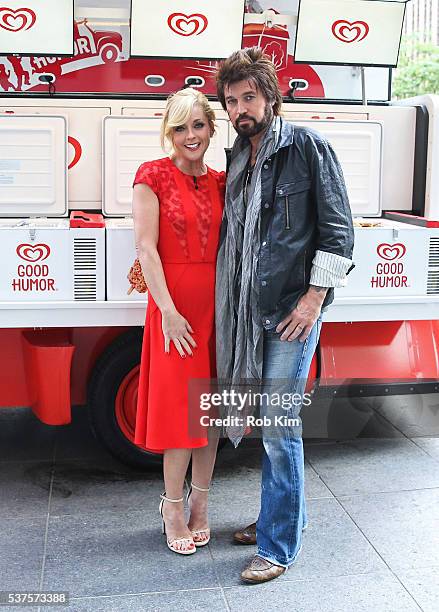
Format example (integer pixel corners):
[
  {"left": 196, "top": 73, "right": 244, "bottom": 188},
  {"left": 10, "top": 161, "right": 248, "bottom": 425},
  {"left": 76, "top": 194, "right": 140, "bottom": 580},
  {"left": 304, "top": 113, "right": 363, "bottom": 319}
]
[{"left": 127, "top": 258, "right": 147, "bottom": 294}]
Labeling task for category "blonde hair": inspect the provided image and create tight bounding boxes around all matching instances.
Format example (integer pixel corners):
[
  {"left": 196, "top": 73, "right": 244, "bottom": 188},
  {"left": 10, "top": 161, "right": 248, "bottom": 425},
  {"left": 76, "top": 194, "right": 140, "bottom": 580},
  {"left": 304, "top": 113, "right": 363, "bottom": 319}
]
[{"left": 160, "top": 88, "right": 216, "bottom": 154}]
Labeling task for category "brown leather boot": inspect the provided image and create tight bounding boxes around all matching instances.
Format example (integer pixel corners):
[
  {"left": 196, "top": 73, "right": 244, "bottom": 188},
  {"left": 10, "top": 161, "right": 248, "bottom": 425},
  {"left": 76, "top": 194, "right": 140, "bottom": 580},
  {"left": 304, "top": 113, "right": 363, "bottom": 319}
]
[
  {"left": 233, "top": 522, "right": 256, "bottom": 545},
  {"left": 233, "top": 521, "right": 308, "bottom": 545},
  {"left": 241, "top": 555, "right": 286, "bottom": 583}
]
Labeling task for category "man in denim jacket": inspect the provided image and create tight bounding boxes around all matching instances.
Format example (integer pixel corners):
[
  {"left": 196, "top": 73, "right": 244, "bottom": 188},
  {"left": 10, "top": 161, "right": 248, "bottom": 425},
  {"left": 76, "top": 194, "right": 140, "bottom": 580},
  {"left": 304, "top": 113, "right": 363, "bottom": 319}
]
[{"left": 215, "top": 48, "right": 354, "bottom": 583}]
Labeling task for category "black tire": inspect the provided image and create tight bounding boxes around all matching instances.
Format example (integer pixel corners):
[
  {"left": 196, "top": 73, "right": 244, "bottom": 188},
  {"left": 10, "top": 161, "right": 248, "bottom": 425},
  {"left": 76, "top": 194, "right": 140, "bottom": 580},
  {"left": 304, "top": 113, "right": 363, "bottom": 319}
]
[
  {"left": 88, "top": 328, "right": 162, "bottom": 470},
  {"left": 87, "top": 328, "right": 227, "bottom": 470}
]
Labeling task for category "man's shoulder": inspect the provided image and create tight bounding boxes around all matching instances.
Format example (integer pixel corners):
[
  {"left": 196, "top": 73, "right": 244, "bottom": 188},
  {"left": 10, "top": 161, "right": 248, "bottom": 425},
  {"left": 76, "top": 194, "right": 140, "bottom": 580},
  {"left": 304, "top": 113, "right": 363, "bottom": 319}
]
[
  {"left": 276, "top": 121, "right": 331, "bottom": 160},
  {"left": 292, "top": 123, "right": 328, "bottom": 145}
]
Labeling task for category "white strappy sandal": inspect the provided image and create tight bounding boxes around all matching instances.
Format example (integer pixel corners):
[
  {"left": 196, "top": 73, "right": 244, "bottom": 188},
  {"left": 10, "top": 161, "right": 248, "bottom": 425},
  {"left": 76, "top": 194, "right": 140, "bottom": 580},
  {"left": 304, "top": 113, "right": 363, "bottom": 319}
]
[
  {"left": 186, "top": 482, "right": 211, "bottom": 547},
  {"left": 159, "top": 493, "right": 196, "bottom": 555}
]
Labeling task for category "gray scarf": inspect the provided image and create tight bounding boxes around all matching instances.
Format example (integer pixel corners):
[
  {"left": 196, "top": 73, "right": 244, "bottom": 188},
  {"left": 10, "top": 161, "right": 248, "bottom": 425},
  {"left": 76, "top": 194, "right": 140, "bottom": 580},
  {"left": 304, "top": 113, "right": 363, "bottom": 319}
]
[{"left": 215, "top": 118, "right": 279, "bottom": 446}]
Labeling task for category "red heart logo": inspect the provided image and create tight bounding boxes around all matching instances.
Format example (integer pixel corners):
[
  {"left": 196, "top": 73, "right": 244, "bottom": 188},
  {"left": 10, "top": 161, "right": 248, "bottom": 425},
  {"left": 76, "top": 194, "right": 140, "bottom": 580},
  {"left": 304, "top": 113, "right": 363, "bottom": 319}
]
[
  {"left": 167, "top": 13, "right": 208, "bottom": 37},
  {"left": 16, "top": 243, "right": 51, "bottom": 262},
  {"left": 332, "top": 20, "right": 369, "bottom": 43},
  {"left": 68, "top": 136, "right": 82, "bottom": 170},
  {"left": 0, "top": 7, "right": 36, "bottom": 32},
  {"left": 377, "top": 243, "right": 406, "bottom": 261}
]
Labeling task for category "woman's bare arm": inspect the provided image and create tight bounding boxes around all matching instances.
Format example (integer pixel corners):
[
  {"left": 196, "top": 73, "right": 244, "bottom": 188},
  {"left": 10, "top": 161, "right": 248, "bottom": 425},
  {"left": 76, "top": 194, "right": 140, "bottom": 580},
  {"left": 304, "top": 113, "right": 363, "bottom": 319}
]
[
  {"left": 133, "top": 183, "right": 174, "bottom": 313},
  {"left": 132, "top": 183, "right": 196, "bottom": 357}
]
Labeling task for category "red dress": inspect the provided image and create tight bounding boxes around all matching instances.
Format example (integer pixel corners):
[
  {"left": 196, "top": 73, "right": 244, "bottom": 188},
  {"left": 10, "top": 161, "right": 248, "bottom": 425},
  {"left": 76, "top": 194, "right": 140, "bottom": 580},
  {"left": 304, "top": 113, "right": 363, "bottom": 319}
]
[{"left": 133, "top": 157, "right": 225, "bottom": 452}]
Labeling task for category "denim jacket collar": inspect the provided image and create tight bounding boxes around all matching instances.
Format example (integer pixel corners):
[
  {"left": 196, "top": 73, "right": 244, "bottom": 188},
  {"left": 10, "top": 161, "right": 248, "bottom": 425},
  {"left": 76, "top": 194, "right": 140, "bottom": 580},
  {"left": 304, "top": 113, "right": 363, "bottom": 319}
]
[{"left": 272, "top": 116, "right": 295, "bottom": 155}]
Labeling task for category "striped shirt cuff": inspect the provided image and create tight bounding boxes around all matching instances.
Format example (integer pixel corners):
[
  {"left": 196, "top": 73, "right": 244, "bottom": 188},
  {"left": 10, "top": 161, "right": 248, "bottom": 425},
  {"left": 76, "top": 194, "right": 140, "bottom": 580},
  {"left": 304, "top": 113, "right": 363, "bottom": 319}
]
[{"left": 310, "top": 250, "right": 353, "bottom": 288}]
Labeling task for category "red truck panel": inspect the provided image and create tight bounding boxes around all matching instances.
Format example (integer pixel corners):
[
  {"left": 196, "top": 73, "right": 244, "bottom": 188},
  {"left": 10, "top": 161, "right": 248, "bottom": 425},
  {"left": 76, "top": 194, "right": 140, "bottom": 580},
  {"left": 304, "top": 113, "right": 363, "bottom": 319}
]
[
  {"left": 319, "top": 321, "right": 439, "bottom": 382},
  {"left": 1, "top": 321, "right": 438, "bottom": 426},
  {"left": 0, "top": 327, "right": 127, "bottom": 423}
]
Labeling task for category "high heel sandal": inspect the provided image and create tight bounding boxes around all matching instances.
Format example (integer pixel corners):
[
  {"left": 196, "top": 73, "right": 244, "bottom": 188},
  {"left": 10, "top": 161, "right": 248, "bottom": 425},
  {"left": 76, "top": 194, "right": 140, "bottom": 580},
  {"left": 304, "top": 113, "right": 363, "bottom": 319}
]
[
  {"left": 159, "top": 493, "right": 196, "bottom": 555},
  {"left": 186, "top": 482, "right": 211, "bottom": 547}
]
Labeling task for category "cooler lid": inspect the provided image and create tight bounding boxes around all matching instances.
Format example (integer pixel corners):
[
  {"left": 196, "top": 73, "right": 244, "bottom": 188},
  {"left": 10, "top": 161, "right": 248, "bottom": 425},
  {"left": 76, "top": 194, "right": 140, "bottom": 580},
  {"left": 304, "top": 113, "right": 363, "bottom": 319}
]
[
  {"left": 105, "top": 218, "right": 134, "bottom": 228},
  {"left": 0, "top": 218, "right": 69, "bottom": 229},
  {"left": 0, "top": 115, "right": 68, "bottom": 218},
  {"left": 69, "top": 211, "right": 105, "bottom": 228},
  {"left": 103, "top": 115, "right": 228, "bottom": 217},
  {"left": 291, "top": 119, "right": 383, "bottom": 217}
]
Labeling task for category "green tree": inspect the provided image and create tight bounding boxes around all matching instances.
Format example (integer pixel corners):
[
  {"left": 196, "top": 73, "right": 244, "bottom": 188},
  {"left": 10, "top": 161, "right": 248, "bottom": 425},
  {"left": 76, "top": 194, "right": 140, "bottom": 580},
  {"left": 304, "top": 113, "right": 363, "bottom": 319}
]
[{"left": 392, "top": 34, "right": 439, "bottom": 99}]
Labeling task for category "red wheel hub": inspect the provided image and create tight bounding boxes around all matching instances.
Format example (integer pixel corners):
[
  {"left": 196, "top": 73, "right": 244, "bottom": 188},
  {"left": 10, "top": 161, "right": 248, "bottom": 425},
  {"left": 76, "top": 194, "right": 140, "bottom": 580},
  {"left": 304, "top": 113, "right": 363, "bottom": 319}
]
[{"left": 114, "top": 366, "right": 140, "bottom": 441}]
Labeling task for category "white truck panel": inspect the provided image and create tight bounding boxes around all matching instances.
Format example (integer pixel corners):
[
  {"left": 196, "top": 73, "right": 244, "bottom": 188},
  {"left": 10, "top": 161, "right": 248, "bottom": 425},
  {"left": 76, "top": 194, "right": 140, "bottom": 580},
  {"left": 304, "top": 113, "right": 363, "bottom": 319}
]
[
  {"left": 0, "top": 296, "right": 438, "bottom": 328},
  {"left": 398, "top": 95, "right": 439, "bottom": 220},
  {"left": 0, "top": 105, "right": 111, "bottom": 211},
  {"left": 288, "top": 119, "right": 383, "bottom": 217},
  {"left": 0, "top": 115, "right": 67, "bottom": 216},
  {"left": 368, "top": 105, "right": 416, "bottom": 212},
  {"left": 103, "top": 115, "right": 228, "bottom": 216}
]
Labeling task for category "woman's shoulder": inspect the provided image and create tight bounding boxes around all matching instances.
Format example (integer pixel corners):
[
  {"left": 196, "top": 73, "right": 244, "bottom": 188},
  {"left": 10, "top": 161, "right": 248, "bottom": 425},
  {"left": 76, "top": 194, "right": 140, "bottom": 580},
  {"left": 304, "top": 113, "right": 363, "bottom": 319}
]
[
  {"left": 136, "top": 157, "right": 170, "bottom": 174},
  {"left": 133, "top": 157, "right": 171, "bottom": 190},
  {"left": 207, "top": 166, "right": 226, "bottom": 179},
  {"left": 208, "top": 167, "right": 226, "bottom": 188}
]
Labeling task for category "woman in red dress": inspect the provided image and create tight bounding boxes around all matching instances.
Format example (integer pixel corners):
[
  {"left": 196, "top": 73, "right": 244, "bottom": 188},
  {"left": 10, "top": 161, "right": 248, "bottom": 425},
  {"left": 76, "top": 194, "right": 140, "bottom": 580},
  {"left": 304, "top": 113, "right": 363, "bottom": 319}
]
[{"left": 132, "top": 89, "right": 225, "bottom": 555}]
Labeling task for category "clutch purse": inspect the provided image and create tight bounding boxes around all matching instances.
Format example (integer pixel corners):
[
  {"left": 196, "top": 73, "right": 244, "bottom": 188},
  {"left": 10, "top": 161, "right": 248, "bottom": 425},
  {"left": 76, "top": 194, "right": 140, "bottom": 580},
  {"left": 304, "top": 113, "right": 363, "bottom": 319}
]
[{"left": 127, "top": 258, "right": 147, "bottom": 295}]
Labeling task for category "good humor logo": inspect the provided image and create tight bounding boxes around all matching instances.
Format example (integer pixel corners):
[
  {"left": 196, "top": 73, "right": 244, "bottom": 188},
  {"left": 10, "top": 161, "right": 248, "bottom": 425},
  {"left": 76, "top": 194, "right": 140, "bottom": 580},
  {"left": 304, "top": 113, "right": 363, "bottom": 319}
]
[
  {"left": 331, "top": 19, "right": 369, "bottom": 43},
  {"left": 12, "top": 243, "right": 56, "bottom": 292},
  {"left": 167, "top": 12, "right": 208, "bottom": 37},
  {"left": 0, "top": 7, "right": 36, "bottom": 32},
  {"left": 370, "top": 242, "right": 409, "bottom": 289}
]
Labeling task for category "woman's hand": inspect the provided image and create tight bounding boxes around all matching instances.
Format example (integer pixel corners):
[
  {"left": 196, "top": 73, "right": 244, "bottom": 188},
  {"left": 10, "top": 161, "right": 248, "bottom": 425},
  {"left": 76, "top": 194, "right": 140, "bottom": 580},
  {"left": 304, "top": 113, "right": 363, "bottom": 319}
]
[{"left": 162, "top": 309, "right": 197, "bottom": 357}]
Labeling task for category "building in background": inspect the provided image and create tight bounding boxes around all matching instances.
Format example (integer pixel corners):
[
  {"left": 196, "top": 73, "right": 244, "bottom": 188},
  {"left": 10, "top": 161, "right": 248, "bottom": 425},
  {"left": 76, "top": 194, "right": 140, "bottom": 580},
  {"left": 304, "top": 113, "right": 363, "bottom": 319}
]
[{"left": 403, "top": 0, "right": 439, "bottom": 44}]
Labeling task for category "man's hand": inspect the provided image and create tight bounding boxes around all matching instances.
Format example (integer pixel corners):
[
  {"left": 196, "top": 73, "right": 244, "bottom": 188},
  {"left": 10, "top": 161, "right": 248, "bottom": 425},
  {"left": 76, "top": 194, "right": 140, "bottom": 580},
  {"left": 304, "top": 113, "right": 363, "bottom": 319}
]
[{"left": 276, "top": 286, "right": 328, "bottom": 342}]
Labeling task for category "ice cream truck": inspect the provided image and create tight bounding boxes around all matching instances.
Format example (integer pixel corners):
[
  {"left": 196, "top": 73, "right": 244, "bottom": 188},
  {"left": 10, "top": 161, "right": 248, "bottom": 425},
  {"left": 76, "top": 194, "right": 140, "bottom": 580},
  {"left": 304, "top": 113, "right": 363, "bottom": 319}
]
[{"left": 0, "top": 0, "right": 438, "bottom": 468}]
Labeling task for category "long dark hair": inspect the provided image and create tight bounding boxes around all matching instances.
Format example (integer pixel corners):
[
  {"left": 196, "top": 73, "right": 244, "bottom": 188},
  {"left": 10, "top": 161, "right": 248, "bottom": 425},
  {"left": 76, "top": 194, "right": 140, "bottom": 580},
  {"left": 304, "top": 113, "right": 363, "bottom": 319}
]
[{"left": 216, "top": 47, "right": 283, "bottom": 115}]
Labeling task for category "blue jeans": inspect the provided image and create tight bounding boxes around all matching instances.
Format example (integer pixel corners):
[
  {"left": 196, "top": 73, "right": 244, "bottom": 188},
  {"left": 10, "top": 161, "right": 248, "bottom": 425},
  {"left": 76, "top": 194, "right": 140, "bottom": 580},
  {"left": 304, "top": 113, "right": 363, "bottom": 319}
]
[{"left": 256, "top": 316, "right": 322, "bottom": 567}]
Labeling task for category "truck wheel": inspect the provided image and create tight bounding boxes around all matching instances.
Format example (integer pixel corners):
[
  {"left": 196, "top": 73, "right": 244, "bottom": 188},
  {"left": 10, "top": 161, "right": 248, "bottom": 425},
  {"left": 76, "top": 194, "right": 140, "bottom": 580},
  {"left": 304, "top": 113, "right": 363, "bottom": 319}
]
[
  {"left": 88, "top": 328, "right": 162, "bottom": 469},
  {"left": 99, "top": 44, "right": 120, "bottom": 63},
  {"left": 87, "top": 329, "right": 227, "bottom": 470}
]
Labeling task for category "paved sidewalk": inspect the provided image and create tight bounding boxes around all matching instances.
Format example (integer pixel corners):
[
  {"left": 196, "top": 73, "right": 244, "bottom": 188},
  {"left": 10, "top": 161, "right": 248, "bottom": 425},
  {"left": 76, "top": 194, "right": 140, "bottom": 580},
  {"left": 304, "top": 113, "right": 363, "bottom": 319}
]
[{"left": 0, "top": 392, "right": 438, "bottom": 612}]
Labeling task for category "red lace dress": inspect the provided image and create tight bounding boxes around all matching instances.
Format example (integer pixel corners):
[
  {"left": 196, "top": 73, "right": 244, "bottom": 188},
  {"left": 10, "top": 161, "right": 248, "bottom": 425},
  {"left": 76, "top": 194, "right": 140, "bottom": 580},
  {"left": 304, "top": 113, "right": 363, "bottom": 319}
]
[{"left": 133, "top": 157, "right": 225, "bottom": 452}]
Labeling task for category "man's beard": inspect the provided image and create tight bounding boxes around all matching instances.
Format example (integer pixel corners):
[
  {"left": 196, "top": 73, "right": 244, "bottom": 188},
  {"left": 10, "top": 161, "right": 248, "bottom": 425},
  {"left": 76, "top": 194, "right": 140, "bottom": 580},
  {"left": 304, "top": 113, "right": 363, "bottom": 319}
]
[{"left": 234, "top": 104, "right": 273, "bottom": 138}]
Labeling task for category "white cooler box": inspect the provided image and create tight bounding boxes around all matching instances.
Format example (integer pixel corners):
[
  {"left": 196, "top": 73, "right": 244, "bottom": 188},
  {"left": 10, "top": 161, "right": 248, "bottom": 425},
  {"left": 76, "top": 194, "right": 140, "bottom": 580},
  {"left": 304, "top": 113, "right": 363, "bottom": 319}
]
[
  {"left": 106, "top": 218, "right": 146, "bottom": 302},
  {"left": 0, "top": 114, "right": 105, "bottom": 302},
  {"left": 0, "top": 218, "right": 105, "bottom": 302},
  {"left": 289, "top": 119, "right": 439, "bottom": 299},
  {"left": 337, "top": 219, "right": 439, "bottom": 298}
]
